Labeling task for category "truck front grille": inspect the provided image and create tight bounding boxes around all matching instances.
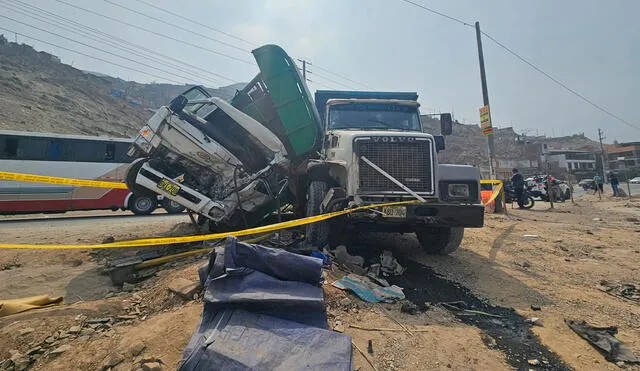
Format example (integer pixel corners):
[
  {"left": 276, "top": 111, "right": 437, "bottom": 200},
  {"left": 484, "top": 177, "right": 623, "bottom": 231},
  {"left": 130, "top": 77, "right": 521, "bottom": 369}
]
[{"left": 356, "top": 138, "right": 433, "bottom": 194}]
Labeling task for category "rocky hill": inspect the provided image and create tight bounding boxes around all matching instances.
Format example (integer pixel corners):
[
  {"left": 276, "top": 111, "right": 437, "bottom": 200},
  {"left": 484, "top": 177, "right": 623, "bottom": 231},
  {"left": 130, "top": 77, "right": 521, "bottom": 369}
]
[
  {"left": 0, "top": 36, "right": 243, "bottom": 138},
  {"left": 422, "top": 115, "right": 601, "bottom": 167}
]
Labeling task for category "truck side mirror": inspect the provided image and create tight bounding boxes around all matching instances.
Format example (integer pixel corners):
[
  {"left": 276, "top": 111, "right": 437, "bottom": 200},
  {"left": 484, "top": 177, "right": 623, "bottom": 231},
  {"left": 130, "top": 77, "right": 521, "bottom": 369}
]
[
  {"left": 434, "top": 135, "right": 445, "bottom": 152},
  {"left": 440, "top": 113, "right": 453, "bottom": 135},
  {"left": 169, "top": 95, "right": 188, "bottom": 113}
]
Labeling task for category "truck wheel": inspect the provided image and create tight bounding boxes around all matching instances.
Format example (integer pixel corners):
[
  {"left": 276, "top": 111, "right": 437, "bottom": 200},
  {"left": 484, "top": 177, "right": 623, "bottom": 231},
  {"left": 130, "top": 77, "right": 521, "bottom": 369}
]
[
  {"left": 305, "top": 181, "right": 329, "bottom": 247},
  {"left": 129, "top": 194, "right": 157, "bottom": 215},
  {"left": 162, "top": 198, "right": 185, "bottom": 214},
  {"left": 125, "top": 158, "right": 155, "bottom": 197},
  {"left": 415, "top": 227, "right": 464, "bottom": 255}
]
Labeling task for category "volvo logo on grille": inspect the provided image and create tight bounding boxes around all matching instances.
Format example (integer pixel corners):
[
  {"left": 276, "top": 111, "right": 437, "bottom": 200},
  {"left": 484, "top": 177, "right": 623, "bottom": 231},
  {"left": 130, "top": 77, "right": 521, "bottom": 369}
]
[{"left": 371, "top": 136, "right": 416, "bottom": 143}]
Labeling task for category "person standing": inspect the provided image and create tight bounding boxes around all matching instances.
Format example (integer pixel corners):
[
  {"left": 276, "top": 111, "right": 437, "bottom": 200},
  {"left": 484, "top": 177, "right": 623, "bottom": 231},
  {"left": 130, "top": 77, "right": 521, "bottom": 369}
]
[
  {"left": 608, "top": 171, "right": 619, "bottom": 197},
  {"left": 511, "top": 168, "right": 525, "bottom": 208},
  {"left": 593, "top": 174, "right": 604, "bottom": 195}
]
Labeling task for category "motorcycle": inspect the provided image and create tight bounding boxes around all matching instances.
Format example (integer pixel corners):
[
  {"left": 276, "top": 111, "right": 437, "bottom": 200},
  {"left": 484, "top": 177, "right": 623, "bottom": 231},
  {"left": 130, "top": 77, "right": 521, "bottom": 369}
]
[{"left": 503, "top": 182, "right": 535, "bottom": 209}]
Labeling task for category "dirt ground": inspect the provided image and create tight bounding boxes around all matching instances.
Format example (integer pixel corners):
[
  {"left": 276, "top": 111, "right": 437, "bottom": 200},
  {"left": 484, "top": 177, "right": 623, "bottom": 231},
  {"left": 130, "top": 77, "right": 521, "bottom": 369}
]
[{"left": 1, "top": 194, "right": 639, "bottom": 370}]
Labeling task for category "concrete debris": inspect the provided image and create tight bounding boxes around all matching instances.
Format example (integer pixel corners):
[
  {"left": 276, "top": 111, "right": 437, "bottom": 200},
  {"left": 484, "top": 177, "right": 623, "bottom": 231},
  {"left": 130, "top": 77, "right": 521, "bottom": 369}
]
[
  {"left": 333, "top": 245, "right": 366, "bottom": 274},
  {"left": 50, "top": 344, "right": 72, "bottom": 355},
  {"left": 141, "top": 361, "right": 163, "bottom": 371},
  {"left": 68, "top": 325, "right": 82, "bottom": 334},
  {"left": 400, "top": 302, "right": 419, "bottom": 315},
  {"left": 18, "top": 328, "right": 34, "bottom": 336},
  {"left": 102, "top": 354, "right": 124, "bottom": 370},
  {"left": 167, "top": 278, "right": 202, "bottom": 300},
  {"left": 379, "top": 250, "right": 406, "bottom": 276},
  {"left": 528, "top": 359, "right": 540, "bottom": 366},
  {"left": 129, "top": 343, "right": 146, "bottom": 357}
]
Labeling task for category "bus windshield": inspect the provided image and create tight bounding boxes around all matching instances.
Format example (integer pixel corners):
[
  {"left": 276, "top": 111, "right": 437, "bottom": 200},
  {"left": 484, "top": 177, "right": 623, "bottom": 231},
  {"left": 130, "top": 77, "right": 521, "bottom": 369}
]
[{"left": 328, "top": 103, "right": 422, "bottom": 131}]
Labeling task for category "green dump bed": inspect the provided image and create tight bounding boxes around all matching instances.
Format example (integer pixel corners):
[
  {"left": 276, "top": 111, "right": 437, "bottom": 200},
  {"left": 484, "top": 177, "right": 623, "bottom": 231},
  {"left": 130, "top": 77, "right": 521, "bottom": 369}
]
[{"left": 230, "top": 45, "right": 323, "bottom": 160}]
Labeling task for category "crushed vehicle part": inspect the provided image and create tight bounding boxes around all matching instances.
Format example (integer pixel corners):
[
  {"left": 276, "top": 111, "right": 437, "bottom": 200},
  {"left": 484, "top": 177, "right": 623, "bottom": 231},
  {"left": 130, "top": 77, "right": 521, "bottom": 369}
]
[
  {"left": 566, "top": 319, "right": 639, "bottom": 363},
  {"left": 379, "top": 250, "right": 406, "bottom": 276},
  {"left": 127, "top": 45, "right": 322, "bottom": 230}
]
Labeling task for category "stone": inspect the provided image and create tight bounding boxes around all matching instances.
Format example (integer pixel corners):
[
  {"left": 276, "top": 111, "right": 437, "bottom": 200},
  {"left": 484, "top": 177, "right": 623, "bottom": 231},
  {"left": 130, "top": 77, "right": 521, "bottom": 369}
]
[
  {"left": 44, "top": 336, "right": 56, "bottom": 345},
  {"left": 339, "top": 297, "right": 352, "bottom": 307},
  {"left": 116, "top": 315, "right": 137, "bottom": 321},
  {"left": 86, "top": 318, "right": 111, "bottom": 324},
  {"left": 141, "top": 361, "right": 163, "bottom": 371},
  {"left": 122, "top": 282, "right": 137, "bottom": 292},
  {"left": 68, "top": 326, "right": 82, "bottom": 334},
  {"left": 102, "top": 354, "right": 124, "bottom": 370},
  {"left": 531, "top": 305, "right": 541, "bottom": 311},
  {"left": 80, "top": 328, "right": 96, "bottom": 336},
  {"left": 167, "top": 278, "right": 201, "bottom": 300},
  {"left": 528, "top": 359, "right": 540, "bottom": 366},
  {"left": 333, "top": 323, "right": 345, "bottom": 333},
  {"left": 400, "top": 302, "right": 419, "bottom": 315},
  {"left": 26, "top": 347, "right": 42, "bottom": 355},
  {"left": 18, "top": 328, "right": 34, "bottom": 336},
  {"left": 75, "top": 314, "right": 87, "bottom": 322},
  {"left": 102, "top": 236, "right": 116, "bottom": 244},
  {"left": 129, "top": 343, "right": 146, "bottom": 357},
  {"left": 50, "top": 344, "right": 72, "bottom": 355}
]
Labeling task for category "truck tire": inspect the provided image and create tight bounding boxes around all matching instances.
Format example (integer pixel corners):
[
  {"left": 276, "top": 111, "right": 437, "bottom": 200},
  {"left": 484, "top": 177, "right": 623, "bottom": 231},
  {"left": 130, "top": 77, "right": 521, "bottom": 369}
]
[
  {"left": 305, "top": 180, "right": 329, "bottom": 247},
  {"left": 162, "top": 198, "right": 185, "bottom": 214},
  {"left": 125, "top": 158, "right": 155, "bottom": 197},
  {"left": 129, "top": 194, "right": 156, "bottom": 215},
  {"left": 415, "top": 227, "right": 464, "bottom": 255}
]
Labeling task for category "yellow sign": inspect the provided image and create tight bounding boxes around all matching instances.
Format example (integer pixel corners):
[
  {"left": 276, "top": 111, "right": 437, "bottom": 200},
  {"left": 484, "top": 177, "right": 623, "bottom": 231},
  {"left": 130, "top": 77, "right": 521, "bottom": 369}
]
[{"left": 479, "top": 105, "right": 493, "bottom": 135}]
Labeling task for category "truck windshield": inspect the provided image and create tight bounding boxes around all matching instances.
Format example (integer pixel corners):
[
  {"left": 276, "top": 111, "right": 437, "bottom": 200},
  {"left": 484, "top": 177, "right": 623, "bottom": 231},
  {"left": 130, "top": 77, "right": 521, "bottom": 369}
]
[{"left": 328, "top": 103, "right": 421, "bottom": 131}]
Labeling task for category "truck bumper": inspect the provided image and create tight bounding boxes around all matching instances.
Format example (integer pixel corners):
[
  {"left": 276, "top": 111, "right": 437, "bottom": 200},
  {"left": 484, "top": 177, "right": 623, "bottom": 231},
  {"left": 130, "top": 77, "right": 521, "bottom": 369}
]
[{"left": 348, "top": 203, "right": 484, "bottom": 229}]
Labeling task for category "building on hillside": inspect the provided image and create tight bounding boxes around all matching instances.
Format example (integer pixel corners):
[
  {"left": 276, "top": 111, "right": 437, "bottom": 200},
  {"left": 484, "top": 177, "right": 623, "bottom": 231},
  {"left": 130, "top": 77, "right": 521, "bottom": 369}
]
[
  {"left": 606, "top": 142, "right": 640, "bottom": 177},
  {"left": 494, "top": 159, "right": 539, "bottom": 179},
  {"left": 541, "top": 149, "right": 597, "bottom": 179}
]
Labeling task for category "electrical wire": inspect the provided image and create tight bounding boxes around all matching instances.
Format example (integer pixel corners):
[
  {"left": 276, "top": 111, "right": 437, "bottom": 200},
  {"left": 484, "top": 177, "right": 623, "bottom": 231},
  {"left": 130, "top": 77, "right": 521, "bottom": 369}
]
[
  {"left": 7, "top": 0, "right": 238, "bottom": 84},
  {"left": 1, "top": 2, "right": 225, "bottom": 87},
  {"left": 397, "top": 0, "right": 639, "bottom": 131},
  {"left": 312, "top": 64, "right": 373, "bottom": 89},
  {"left": 0, "top": 15, "right": 212, "bottom": 86},
  {"left": 102, "top": 0, "right": 251, "bottom": 53},
  {"left": 480, "top": 30, "right": 640, "bottom": 131},
  {"left": 132, "top": 0, "right": 257, "bottom": 48},
  {"left": 309, "top": 71, "right": 354, "bottom": 90},
  {"left": 0, "top": 25, "right": 183, "bottom": 84},
  {"left": 53, "top": 0, "right": 255, "bottom": 66}
]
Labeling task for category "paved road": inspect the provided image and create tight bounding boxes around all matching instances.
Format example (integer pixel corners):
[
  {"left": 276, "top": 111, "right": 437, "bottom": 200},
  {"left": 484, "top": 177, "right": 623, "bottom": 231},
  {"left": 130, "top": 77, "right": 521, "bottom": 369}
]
[{"left": 572, "top": 182, "right": 640, "bottom": 197}]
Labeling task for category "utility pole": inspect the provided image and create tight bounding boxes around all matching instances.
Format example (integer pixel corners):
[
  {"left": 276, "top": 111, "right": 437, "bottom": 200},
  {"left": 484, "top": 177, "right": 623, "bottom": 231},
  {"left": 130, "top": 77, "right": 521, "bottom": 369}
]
[
  {"left": 597, "top": 128, "right": 608, "bottom": 179},
  {"left": 297, "top": 59, "right": 311, "bottom": 82},
  {"left": 475, "top": 22, "right": 496, "bottom": 180}
]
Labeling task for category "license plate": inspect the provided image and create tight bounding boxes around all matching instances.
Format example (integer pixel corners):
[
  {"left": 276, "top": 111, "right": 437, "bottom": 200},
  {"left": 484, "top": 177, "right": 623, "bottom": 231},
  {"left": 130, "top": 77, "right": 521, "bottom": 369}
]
[
  {"left": 157, "top": 178, "right": 181, "bottom": 196},
  {"left": 381, "top": 206, "right": 407, "bottom": 218}
]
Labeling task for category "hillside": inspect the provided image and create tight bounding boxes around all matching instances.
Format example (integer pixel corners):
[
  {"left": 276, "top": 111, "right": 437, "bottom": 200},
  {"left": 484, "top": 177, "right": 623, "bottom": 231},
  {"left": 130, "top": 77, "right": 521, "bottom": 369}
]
[
  {"left": 422, "top": 115, "right": 601, "bottom": 167},
  {"left": 0, "top": 36, "right": 243, "bottom": 138}
]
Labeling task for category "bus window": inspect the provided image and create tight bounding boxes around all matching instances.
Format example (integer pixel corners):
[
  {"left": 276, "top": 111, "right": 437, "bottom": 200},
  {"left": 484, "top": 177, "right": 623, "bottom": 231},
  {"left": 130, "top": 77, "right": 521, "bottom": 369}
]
[
  {"left": 19, "top": 138, "right": 48, "bottom": 160},
  {"left": 48, "top": 141, "right": 62, "bottom": 160},
  {"left": 2, "top": 137, "right": 18, "bottom": 158},
  {"left": 104, "top": 143, "right": 115, "bottom": 161}
]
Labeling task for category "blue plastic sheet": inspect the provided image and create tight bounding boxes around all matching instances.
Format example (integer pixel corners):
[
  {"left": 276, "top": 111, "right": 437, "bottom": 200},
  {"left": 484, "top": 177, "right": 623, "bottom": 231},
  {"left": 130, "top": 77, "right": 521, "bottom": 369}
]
[
  {"left": 332, "top": 274, "right": 405, "bottom": 303},
  {"left": 179, "top": 237, "right": 352, "bottom": 371}
]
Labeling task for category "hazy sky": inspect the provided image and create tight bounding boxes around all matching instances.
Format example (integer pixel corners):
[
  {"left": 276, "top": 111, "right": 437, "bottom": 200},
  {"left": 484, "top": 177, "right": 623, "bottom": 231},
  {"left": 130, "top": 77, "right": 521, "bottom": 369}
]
[{"left": 1, "top": 0, "right": 639, "bottom": 142}]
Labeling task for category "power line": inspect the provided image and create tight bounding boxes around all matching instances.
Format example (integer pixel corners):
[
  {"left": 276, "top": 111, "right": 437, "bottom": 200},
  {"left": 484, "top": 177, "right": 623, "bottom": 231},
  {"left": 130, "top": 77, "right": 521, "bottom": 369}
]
[
  {"left": 53, "top": 0, "right": 255, "bottom": 66},
  {"left": 130, "top": 0, "right": 369, "bottom": 90},
  {"left": 102, "top": 0, "right": 251, "bottom": 53},
  {"left": 480, "top": 30, "right": 640, "bottom": 131},
  {"left": 1, "top": 2, "right": 226, "bottom": 87},
  {"left": 0, "top": 14, "right": 214, "bottom": 86},
  {"left": 397, "top": 0, "right": 473, "bottom": 27},
  {"left": 309, "top": 70, "right": 355, "bottom": 90},
  {"left": 0, "top": 25, "right": 183, "bottom": 84},
  {"left": 132, "top": 0, "right": 257, "bottom": 47},
  {"left": 7, "top": 0, "right": 237, "bottom": 84},
  {"left": 397, "top": 0, "right": 639, "bottom": 131},
  {"left": 312, "top": 64, "right": 372, "bottom": 89}
]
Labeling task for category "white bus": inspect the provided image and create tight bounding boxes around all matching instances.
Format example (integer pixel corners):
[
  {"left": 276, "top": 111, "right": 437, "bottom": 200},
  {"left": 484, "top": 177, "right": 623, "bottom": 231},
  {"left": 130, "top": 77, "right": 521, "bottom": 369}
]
[{"left": 0, "top": 130, "right": 184, "bottom": 215}]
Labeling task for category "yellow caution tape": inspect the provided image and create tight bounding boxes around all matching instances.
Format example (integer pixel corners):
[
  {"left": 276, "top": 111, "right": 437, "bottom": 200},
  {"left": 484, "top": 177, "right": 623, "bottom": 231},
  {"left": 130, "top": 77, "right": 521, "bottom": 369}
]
[
  {"left": 0, "top": 200, "right": 419, "bottom": 249},
  {"left": 0, "top": 170, "right": 498, "bottom": 250},
  {"left": 484, "top": 182, "right": 503, "bottom": 206},
  {"left": 0, "top": 171, "right": 128, "bottom": 189}
]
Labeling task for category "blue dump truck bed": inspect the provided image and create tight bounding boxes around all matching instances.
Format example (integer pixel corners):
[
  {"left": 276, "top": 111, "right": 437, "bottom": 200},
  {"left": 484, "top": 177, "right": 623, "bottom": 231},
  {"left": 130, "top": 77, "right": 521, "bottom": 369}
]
[{"left": 314, "top": 90, "right": 419, "bottom": 123}]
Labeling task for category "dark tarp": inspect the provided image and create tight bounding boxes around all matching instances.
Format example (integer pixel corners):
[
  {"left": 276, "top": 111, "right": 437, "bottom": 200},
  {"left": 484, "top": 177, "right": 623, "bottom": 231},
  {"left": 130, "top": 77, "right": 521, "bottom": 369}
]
[{"left": 180, "top": 236, "right": 352, "bottom": 370}]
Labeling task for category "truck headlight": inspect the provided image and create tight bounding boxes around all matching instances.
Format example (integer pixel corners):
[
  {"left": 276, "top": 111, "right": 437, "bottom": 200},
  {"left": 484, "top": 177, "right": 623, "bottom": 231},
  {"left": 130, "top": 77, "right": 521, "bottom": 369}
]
[{"left": 448, "top": 184, "right": 470, "bottom": 198}]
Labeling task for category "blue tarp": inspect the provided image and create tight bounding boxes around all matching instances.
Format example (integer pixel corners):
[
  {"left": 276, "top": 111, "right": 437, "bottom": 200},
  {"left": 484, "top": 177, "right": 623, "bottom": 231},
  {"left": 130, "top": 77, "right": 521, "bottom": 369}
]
[{"left": 179, "top": 237, "right": 352, "bottom": 371}]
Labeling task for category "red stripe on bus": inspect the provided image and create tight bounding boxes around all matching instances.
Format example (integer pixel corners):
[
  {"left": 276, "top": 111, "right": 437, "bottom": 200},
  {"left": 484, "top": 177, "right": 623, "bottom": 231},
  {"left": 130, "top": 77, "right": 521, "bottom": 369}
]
[{"left": 0, "top": 189, "right": 130, "bottom": 213}]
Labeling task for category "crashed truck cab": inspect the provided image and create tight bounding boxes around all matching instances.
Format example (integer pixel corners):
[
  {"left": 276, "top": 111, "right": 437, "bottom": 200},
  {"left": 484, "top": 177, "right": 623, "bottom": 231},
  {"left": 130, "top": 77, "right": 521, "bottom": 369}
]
[
  {"left": 305, "top": 91, "right": 484, "bottom": 254},
  {"left": 126, "top": 44, "right": 322, "bottom": 230}
]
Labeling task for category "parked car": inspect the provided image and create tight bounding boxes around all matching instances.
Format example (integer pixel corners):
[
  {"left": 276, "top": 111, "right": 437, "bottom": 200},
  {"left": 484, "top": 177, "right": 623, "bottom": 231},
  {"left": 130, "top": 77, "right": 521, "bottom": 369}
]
[{"left": 630, "top": 177, "right": 640, "bottom": 184}]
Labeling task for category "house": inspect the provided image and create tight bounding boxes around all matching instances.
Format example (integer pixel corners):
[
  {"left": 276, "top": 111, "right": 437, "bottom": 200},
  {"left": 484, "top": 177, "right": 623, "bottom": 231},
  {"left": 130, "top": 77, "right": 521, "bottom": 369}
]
[{"left": 607, "top": 142, "right": 640, "bottom": 171}]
